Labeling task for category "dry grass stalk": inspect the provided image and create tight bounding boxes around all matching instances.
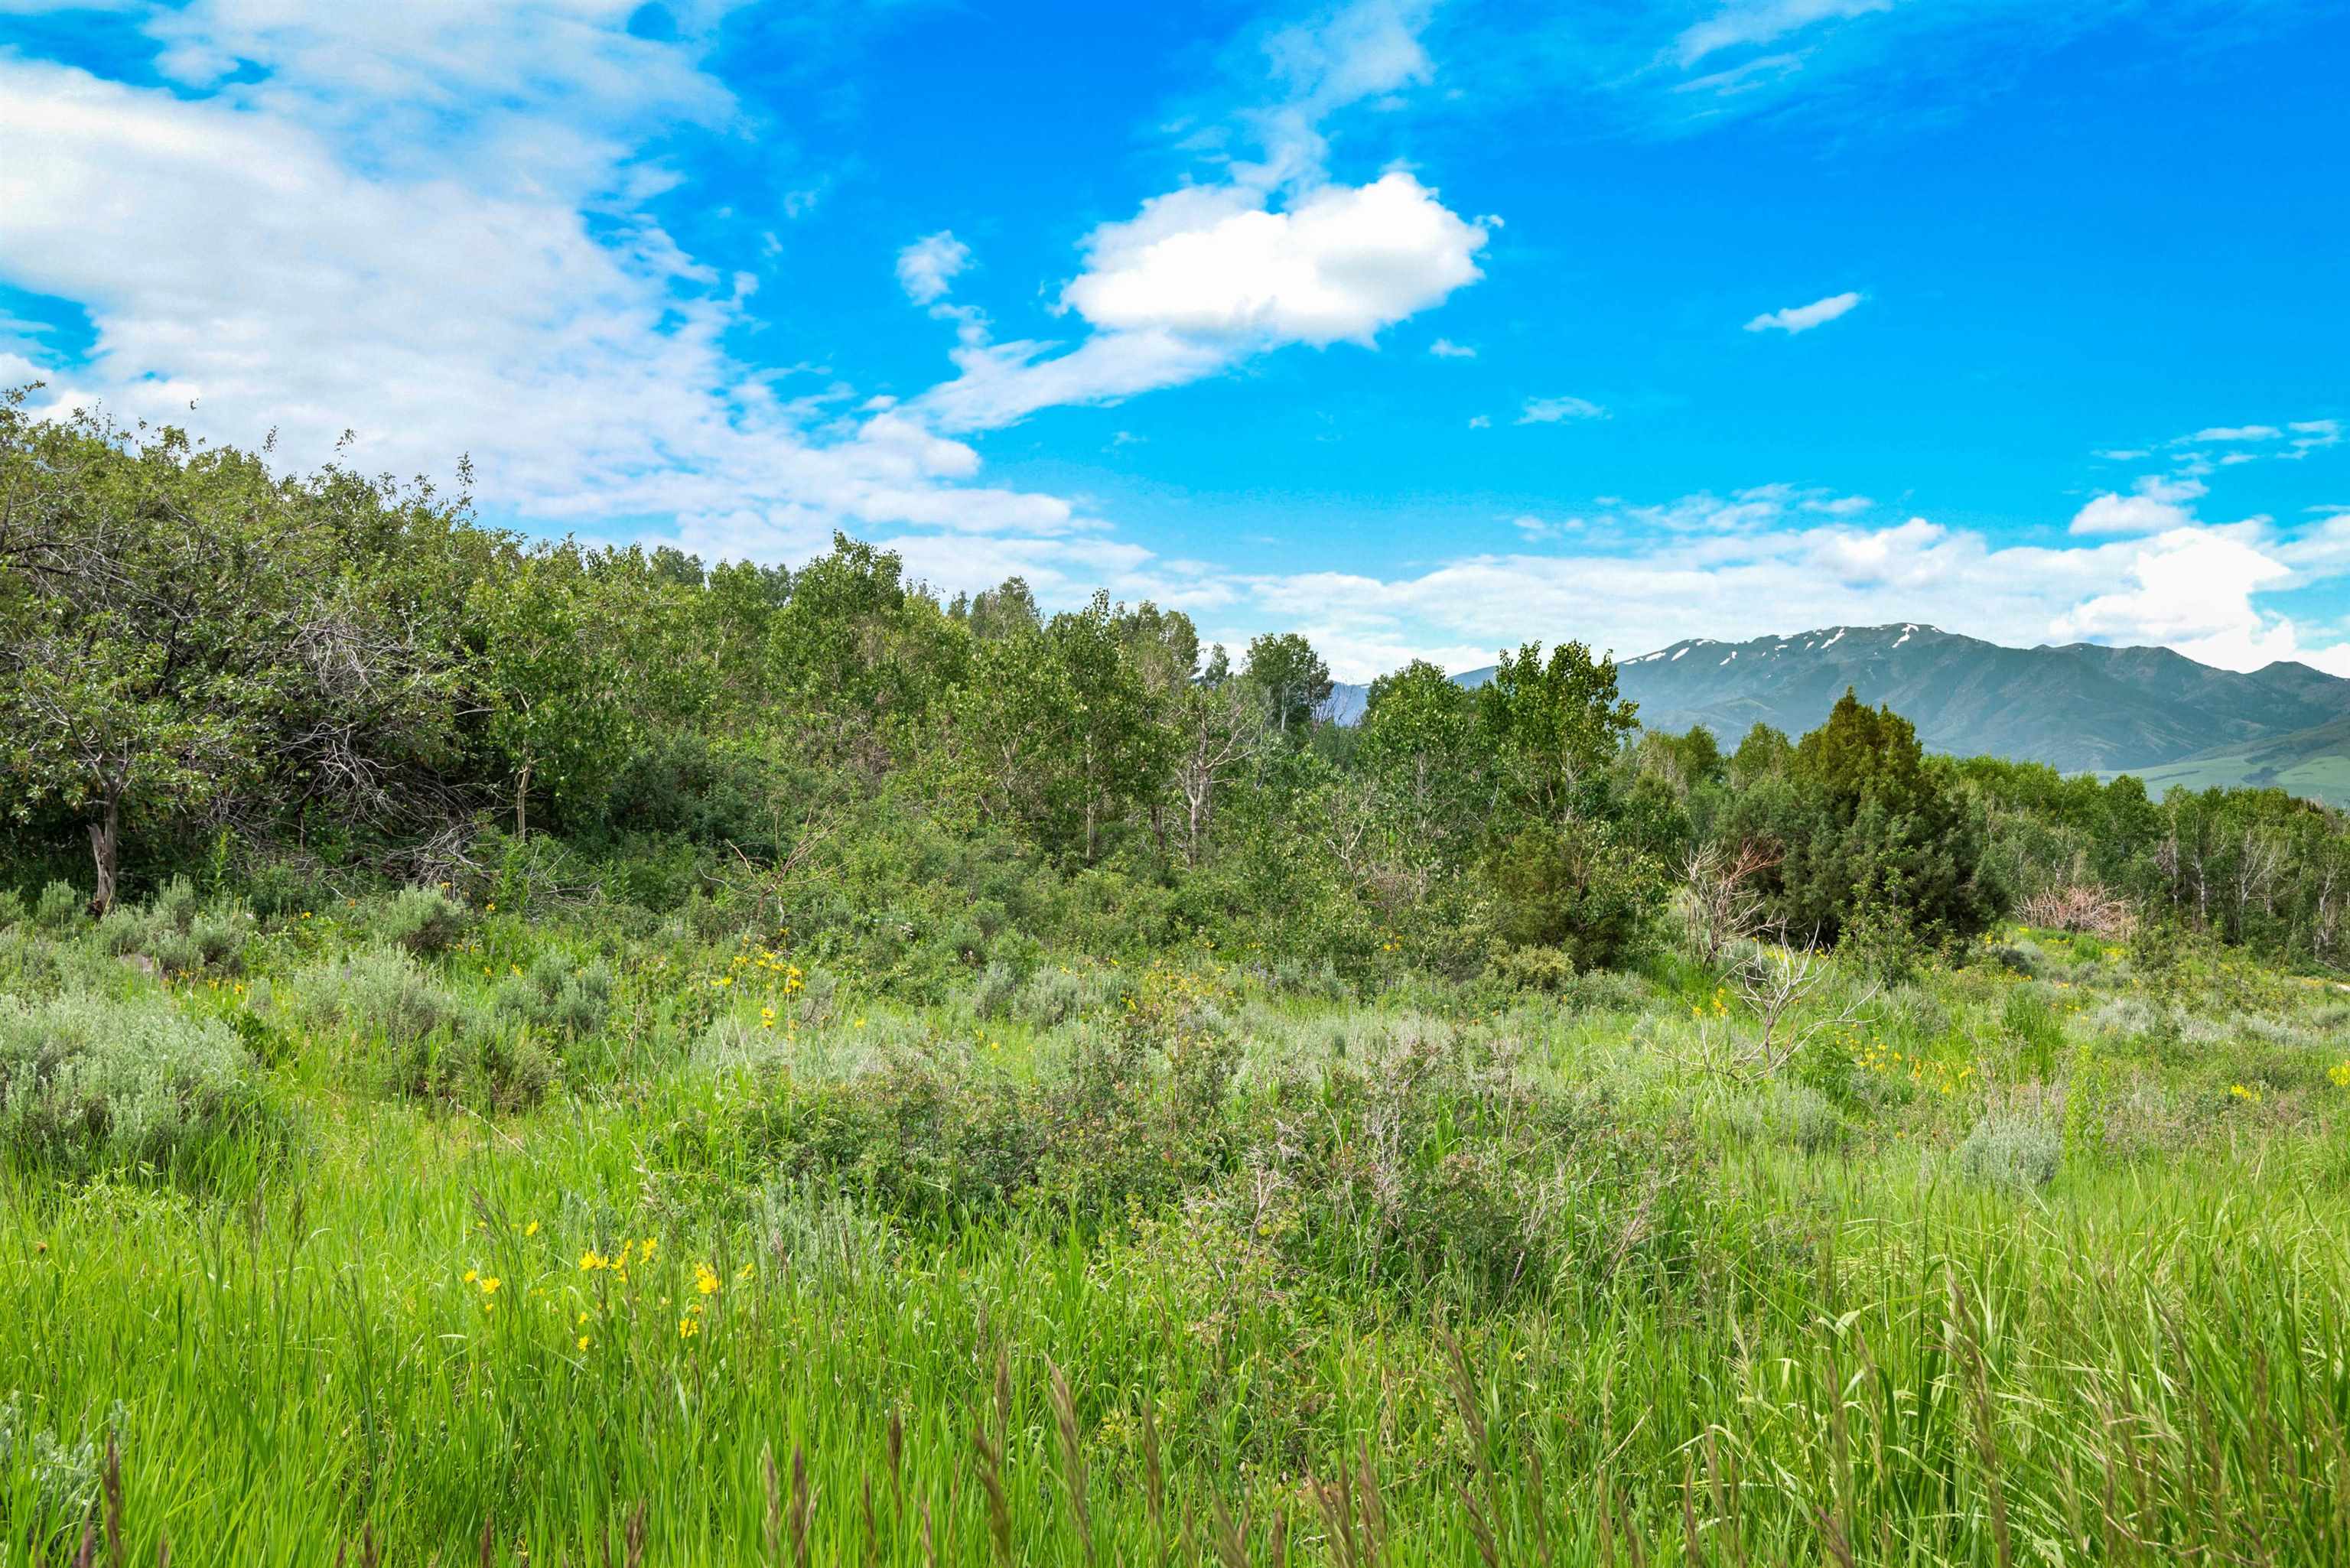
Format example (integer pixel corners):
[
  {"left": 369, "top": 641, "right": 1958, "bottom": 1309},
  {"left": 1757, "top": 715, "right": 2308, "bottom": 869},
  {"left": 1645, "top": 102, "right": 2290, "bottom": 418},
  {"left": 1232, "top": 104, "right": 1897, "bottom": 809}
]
[
  {"left": 972, "top": 1418, "right": 1013, "bottom": 1566},
  {"left": 1141, "top": 1399, "right": 1167, "bottom": 1541},
  {"left": 1209, "top": 1495, "right": 1251, "bottom": 1568},
  {"left": 789, "top": 1446, "right": 813, "bottom": 1568},
  {"left": 763, "top": 1444, "right": 783, "bottom": 1567},
  {"left": 1949, "top": 1274, "right": 2013, "bottom": 1568},
  {"left": 1046, "top": 1359, "right": 1095, "bottom": 1561}
]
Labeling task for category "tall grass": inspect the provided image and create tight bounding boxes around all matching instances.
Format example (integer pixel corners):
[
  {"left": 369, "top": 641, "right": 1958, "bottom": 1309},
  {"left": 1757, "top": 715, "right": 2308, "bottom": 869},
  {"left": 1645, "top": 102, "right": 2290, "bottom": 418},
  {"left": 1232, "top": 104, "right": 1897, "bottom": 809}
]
[{"left": 2, "top": 899, "right": 2347, "bottom": 1562}]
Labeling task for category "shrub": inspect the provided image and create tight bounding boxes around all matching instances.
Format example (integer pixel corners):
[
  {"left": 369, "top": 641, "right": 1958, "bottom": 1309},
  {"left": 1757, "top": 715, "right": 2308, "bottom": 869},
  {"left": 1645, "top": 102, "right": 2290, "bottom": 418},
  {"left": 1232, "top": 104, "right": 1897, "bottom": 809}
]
[
  {"left": 0, "top": 1394, "right": 128, "bottom": 1553},
  {"left": 34, "top": 881, "right": 84, "bottom": 932},
  {"left": 152, "top": 874, "right": 199, "bottom": 932},
  {"left": 97, "top": 906, "right": 158, "bottom": 957},
  {"left": 966, "top": 960, "right": 1021, "bottom": 1020},
  {"left": 295, "top": 945, "right": 466, "bottom": 1046},
  {"left": 1956, "top": 1112, "right": 2061, "bottom": 1192},
  {"left": 296, "top": 945, "right": 554, "bottom": 1108},
  {"left": 760, "top": 1176, "right": 900, "bottom": 1291},
  {"left": 1987, "top": 942, "right": 2042, "bottom": 978},
  {"left": 189, "top": 909, "right": 252, "bottom": 971},
  {"left": 492, "top": 952, "right": 615, "bottom": 1039},
  {"left": 0, "top": 994, "right": 262, "bottom": 1177},
  {"left": 1766, "top": 1082, "right": 1849, "bottom": 1154},
  {"left": 379, "top": 886, "right": 468, "bottom": 957},
  {"left": 0, "top": 890, "right": 24, "bottom": 930},
  {"left": 1012, "top": 965, "right": 1117, "bottom": 1028},
  {"left": 1485, "top": 945, "right": 1578, "bottom": 994},
  {"left": 1484, "top": 821, "right": 1665, "bottom": 971},
  {"left": 1242, "top": 1034, "right": 1714, "bottom": 1310}
]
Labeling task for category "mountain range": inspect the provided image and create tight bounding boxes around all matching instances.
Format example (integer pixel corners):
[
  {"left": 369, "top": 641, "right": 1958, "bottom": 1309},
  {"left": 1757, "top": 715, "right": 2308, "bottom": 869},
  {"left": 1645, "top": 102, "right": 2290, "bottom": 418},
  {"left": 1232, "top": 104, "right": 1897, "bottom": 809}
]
[{"left": 1322, "top": 624, "right": 2350, "bottom": 805}]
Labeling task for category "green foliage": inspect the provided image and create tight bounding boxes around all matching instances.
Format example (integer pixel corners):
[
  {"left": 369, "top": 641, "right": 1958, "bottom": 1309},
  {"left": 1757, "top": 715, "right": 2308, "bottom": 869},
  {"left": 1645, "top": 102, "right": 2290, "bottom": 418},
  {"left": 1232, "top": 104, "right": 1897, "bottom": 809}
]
[
  {"left": 1729, "top": 689, "right": 1998, "bottom": 948},
  {"left": 379, "top": 886, "right": 469, "bottom": 956},
  {"left": 0, "top": 1394, "right": 127, "bottom": 1553},
  {"left": 0, "top": 993, "right": 261, "bottom": 1176},
  {"left": 1477, "top": 639, "right": 1639, "bottom": 828},
  {"left": 33, "top": 881, "right": 83, "bottom": 933},
  {"left": 1242, "top": 630, "right": 1333, "bottom": 740},
  {"left": 1484, "top": 821, "right": 1665, "bottom": 970},
  {"left": 1956, "top": 1110, "right": 2062, "bottom": 1192}
]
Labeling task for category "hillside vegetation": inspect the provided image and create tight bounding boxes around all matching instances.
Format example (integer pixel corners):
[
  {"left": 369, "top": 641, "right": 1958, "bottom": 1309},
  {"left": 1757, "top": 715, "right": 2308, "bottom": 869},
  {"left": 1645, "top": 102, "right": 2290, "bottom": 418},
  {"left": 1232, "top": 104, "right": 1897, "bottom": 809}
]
[{"left": 5, "top": 398, "right": 2350, "bottom": 1563}]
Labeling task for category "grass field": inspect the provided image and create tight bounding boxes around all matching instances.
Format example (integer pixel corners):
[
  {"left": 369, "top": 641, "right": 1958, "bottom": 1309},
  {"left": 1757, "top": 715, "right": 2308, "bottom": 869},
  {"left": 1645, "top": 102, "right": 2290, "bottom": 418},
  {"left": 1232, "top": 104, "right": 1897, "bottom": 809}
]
[{"left": 5, "top": 889, "right": 2350, "bottom": 1564}]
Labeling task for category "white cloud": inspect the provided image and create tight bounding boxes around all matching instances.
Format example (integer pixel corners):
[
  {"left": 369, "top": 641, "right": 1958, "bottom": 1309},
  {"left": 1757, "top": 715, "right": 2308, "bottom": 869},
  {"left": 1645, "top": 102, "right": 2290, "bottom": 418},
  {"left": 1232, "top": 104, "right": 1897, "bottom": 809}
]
[
  {"left": 1744, "top": 290, "right": 1863, "bottom": 334},
  {"left": 1428, "top": 337, "right": 1476, "bottom": 358},
  {"left": 2068, "top": 473, "right": 2208, "bottom": 536},
  {"left": 1248, "top": 0, "right": 1437, "bottom": 186},
  {"left": 0, "top": 15, "right": 1093, "bottom": 555},
  {"left": 2051, "top": 526, "right": 2326, "bottom": 672},
  {"left": 1230, "top": 495, "right": 2350, "bottom": 682},
  {"left": 1466, "top": 414, "right": 1492, "bottom": 428},
  {"left": 2187, "top": 425, "right": 2282, "bottom": 443},
  {"left": 895, "top": 231, "right": 972, "bottom": 304},
  {"left": 909, "top": 1, "right": 1483, "bottom": 432},
  {"left": 2289, "top": 418, "right": 2342, "bottom": 458},
  {"left": 1517, "top": 394, "right": 1609, "bottom": 425},
  {"left": 1676, "top": 0, "right": 1893, "bottom": 67},
  {"left": 1062, "top": 172, "right": 1484, "bottom": 346},
  {"left": 916, "top": 174, "right": 1483, "bottom": 432}
]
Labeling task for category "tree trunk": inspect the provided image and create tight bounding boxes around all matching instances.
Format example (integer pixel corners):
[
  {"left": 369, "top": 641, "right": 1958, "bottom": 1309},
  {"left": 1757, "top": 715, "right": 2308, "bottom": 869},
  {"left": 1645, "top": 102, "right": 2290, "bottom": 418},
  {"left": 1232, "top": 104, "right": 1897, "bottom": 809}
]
[
  {"left": 516, "top": 760, "right": 532, "bottom": 841},
  {"left": 88, "top": 791, "right": 122, "bottom": 916}
]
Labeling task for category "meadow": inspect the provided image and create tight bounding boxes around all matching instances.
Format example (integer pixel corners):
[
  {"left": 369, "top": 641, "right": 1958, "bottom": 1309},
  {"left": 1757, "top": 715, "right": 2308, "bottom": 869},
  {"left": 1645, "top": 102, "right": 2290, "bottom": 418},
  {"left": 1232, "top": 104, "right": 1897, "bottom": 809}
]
[{"left": 5, "top": 879, "right": 2349, "bottom": 1566}]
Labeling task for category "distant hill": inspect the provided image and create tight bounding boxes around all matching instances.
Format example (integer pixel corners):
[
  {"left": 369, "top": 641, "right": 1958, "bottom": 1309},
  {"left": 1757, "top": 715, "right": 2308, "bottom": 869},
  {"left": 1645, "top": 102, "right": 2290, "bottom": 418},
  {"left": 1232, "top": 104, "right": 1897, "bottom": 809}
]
[
  {"left": 2123, "top": 714, "right": 2350, "bottom": 805},
  {"left": 1319, "top": 624, "right": 2350, "bottom": 804}
]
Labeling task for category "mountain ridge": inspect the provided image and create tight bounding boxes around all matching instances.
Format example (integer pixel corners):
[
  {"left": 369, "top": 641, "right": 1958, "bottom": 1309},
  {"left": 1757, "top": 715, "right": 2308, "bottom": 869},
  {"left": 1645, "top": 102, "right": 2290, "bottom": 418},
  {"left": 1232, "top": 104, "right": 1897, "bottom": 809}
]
[{"left": 1320, "top": 623, "right": 2350, "bottom": 802}]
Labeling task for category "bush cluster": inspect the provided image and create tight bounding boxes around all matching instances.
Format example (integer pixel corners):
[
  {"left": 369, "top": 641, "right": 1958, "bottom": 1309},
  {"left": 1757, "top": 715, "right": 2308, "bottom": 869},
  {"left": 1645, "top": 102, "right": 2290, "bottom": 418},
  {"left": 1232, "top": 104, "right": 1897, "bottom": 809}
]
[{"left": 0, "top": 993, "right": 263, "bottom": 1176}]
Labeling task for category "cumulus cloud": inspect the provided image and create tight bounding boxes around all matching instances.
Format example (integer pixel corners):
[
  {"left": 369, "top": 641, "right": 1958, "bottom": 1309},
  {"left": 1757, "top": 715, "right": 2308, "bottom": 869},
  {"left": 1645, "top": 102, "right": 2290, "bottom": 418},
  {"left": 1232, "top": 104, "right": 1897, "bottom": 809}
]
[
  {"left": 1062, "top": 173, "right": 1483, "bottom": 346},
  {"left": 1517, "top": 394, "right": 1609, "bottom": 425},
  {"left": 895, "top": 231, "right": 972, "bottom": 304},
  {"left": 1211, "top": 486, "right": 2350, "bottom": 682},
  {"left": 1744, "top": 290, "right": 1863, "bottom": 334},
  {"left": 1428, "top": 337, "right": 1476, "bottom": 358},
  {"left": 911, "top": 2, "right": 1483, "bottom": 431},
  {"left": 2051, "top": 527, "right": 2307, "bottom": 671},
  {"left": 0, "top": 8, "right": 1102, "bottom": 558},
  {"left": 2068, "top": 474, "right": 2211, "bottom": 536}
]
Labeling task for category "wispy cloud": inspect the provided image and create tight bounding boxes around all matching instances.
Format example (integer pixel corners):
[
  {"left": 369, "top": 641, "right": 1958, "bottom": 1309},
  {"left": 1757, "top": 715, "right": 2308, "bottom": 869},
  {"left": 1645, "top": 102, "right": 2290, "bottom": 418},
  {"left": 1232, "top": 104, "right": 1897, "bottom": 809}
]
[
  {"left": 1744, "top": 291, "right": 1863, "bottom": 334},
  {"left": 1428, "top": 337, "right": 1476, "bottom": 358},
  {"left": 895, "top": 231, "right": 971, "bottom": 304},
  {"left": 1675, "top": 0, "right": 1895, "bottom": 67},
  {"left": 1518, "top": 394, "right": 1609, "bottom": 425}
]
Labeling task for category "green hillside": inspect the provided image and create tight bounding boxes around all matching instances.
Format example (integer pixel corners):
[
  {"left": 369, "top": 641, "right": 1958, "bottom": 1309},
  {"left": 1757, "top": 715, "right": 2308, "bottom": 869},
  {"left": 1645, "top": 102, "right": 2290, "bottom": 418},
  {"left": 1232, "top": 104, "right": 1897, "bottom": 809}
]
[{"left": 2121, "top": 714, "right": 2350, "bottom": 805}]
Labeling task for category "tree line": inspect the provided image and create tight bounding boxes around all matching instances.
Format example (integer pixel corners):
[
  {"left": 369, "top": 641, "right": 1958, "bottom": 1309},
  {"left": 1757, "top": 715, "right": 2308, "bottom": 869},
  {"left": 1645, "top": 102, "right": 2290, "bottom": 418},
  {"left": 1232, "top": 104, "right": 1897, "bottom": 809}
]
[{"left": 5, "top": 391, "right": 2347, "bottom": 975}]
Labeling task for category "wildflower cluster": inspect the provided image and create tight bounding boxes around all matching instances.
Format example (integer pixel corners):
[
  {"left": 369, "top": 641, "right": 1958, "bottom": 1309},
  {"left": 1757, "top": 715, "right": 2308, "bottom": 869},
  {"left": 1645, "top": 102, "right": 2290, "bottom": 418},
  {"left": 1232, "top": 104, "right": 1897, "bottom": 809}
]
[{"left": 1847, "top": 1028, "right": 1975, "bottom": 1098}]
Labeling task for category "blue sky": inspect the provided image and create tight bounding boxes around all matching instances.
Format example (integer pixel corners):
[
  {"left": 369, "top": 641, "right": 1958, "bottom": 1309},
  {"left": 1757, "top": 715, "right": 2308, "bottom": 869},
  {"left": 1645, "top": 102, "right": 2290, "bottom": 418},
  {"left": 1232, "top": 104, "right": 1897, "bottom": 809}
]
[{"left": 2, "top": 0, "right": 2346, "bottom": 678}]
